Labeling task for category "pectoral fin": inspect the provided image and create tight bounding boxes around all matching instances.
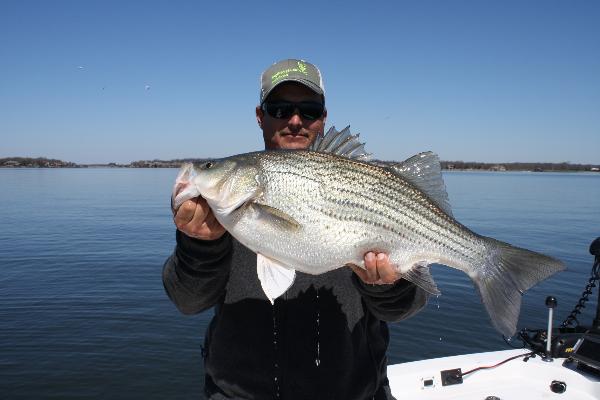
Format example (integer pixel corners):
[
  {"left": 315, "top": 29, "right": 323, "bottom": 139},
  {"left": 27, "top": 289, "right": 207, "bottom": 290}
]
[
  {"left": 252, "top": 203, "right": 301, "bottom": 232},
  {"left": 257, "top": 253, "right": 296, "bottom": 304},
  {"left": 401, "top": 262, "right": 441, "bottom": 296}
]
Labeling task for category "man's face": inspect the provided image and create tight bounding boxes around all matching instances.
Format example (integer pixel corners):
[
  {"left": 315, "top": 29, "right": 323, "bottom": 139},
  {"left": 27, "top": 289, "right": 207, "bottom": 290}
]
[{"left": 256, "top": 82, "right": 327, "bottom": 150}]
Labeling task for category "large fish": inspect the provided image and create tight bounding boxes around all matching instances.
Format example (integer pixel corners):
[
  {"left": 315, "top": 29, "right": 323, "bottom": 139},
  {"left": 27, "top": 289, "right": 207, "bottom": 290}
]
[{"left": 172, "top": 127, "right": 565, "bottom": 336}]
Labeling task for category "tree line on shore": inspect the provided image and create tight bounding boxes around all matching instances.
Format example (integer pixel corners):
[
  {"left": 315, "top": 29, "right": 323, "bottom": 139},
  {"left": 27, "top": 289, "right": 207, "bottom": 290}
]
[
  {"left": 439, "top": 160, "right": 599, "bottom": 172},
  {"left": 0, "top": 157, "right": 77, "bottom": 168},
  {"left": 2, "top": 156, "right": 599, "bottom": 172}
]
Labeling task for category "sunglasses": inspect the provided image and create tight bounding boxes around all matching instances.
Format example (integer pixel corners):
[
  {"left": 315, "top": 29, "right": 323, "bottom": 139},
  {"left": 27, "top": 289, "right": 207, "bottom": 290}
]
[{"left": 262, "top": 101, "right": 325, "bottom": 120}]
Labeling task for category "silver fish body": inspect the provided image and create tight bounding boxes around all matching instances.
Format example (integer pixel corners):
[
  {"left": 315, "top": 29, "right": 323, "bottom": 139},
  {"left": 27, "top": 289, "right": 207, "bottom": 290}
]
[
  {"left": 215, "top": 150, "right": 477, "bottom": 275},
  {"left": 173, "top": 128, "right": 565, "bottom": 336}
]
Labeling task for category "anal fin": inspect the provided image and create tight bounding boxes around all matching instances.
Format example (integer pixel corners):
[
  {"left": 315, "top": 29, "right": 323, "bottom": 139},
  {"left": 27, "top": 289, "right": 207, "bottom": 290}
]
[{"left": 401, "top": 262, "right": 441, "bottom": 296}]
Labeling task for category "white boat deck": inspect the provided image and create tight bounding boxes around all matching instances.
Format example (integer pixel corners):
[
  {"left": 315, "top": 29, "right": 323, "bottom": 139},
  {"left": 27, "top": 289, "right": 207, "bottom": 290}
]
[{"left": 388, "top": 349, "right": 600, "bottom": 399}]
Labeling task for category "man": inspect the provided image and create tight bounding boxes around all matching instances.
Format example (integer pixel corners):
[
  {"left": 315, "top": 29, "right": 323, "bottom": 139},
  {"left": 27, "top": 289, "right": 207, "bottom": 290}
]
[{"left": 163, "top": 59, "right": 428, "bottom": 399}]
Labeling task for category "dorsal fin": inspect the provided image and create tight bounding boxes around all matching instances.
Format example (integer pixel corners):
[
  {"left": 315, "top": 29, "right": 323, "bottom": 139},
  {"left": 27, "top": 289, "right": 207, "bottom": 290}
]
[
  {"left": 311, "top": 126, "right": 372, "bottom": 161},
  {"left": 386, "top": 152, "right": 453, "bottom": 217},
  {"left": 312, "top": 127, "right": 451, "bottom": 216}
]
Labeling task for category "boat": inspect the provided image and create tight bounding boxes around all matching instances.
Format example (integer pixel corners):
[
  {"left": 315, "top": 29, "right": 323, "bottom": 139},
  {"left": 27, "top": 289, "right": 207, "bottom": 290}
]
[{"left": 388, "top": 238, "right": 600, "bottom": 399}]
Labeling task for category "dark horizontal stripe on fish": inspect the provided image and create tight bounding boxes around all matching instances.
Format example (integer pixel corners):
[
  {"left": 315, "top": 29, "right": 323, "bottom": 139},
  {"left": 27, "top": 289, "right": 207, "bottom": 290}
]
[
  {"left": 261, "top": 152, "right": 479, "bottom": 259},
  {"left": 315, "top": 163, "right": 475, "bottom": 256}
]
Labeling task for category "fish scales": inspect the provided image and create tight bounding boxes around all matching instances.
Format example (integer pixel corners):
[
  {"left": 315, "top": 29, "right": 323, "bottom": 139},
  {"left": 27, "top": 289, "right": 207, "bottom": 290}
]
[
  {"left": 291, "top": 154, "right": 468, "bottom": 266},
  {"left": 322, "top": 154, "right": 473, "bottom": 252},
  {"left": 258, "top": 151, "right": 482, "bottom": 271},
  {"left": 315, "top": 155, "right": 464, "bottom": 244}
]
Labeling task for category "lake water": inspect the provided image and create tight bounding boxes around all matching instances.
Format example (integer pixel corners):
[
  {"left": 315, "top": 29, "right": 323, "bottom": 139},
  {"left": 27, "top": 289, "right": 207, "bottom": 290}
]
[{"left": 1, "top": 168, "right": 599, "bottom": 399}]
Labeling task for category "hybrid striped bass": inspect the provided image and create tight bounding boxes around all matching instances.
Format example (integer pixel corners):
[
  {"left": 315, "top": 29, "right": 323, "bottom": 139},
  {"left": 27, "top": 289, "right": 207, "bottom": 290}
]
[{"left": 172, "top": 127, "right": 565, "bottom": 336}]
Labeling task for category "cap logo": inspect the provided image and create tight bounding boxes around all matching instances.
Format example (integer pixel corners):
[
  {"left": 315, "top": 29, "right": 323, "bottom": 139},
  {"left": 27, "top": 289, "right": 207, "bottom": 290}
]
[
  {"left": 271, "top": 61, "right": 310, "bottom": 85},
  {"left": 297, "top": 61, "right": 307, "bottom": 74}
]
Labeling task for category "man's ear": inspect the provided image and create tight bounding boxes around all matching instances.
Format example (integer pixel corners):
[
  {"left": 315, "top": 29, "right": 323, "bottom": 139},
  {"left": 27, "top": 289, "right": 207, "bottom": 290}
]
[
  {"left": 256, "top": 106, "right": 264, "bottom": 128},
  {"left": 322, "top": 107, "right": 327, "bottom": 124}
]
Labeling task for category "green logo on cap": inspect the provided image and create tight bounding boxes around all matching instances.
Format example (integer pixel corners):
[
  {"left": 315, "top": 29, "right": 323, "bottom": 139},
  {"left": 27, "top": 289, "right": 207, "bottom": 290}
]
[
  {"left": 297, "top": 61, "right": 307, "bottom": 74},
  {"left": 271, "top": 61, "right": 310, "bottom": 85}
]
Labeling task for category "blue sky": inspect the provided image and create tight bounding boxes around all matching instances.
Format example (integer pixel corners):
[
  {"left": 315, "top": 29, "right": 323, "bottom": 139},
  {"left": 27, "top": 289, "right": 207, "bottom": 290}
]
[{"left": 1, "top": 1, "right": 598, "bottom": 164}]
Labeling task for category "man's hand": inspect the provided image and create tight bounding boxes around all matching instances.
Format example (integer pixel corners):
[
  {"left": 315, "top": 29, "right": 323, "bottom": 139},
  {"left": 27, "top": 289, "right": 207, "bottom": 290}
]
[
  {"left": 350, "top": 252, "right": 399, "bottom": 285},
  {"left": 173, "top": 196, "right": 226, "bottom": 240}
]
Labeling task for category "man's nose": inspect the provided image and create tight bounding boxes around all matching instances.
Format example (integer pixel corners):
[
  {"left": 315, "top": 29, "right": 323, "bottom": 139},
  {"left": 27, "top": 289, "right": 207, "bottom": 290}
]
[{"left": 287, "top": 110, "right": 303, "bottom": 128}]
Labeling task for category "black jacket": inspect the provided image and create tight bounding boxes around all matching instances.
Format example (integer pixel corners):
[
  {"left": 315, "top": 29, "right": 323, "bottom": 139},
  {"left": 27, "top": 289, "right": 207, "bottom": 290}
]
[{"left": 163, "top": 230, "right": 427, "bottom": 400}]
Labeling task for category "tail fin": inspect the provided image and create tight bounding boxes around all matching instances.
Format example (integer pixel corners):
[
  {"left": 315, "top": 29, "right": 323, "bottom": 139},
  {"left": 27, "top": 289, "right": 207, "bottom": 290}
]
[
  {"left": 171, "top": 163, "right": 201, "bottom": 212},
  {"left": 475, "top": 238, "right": 566, "bottom": 337}
]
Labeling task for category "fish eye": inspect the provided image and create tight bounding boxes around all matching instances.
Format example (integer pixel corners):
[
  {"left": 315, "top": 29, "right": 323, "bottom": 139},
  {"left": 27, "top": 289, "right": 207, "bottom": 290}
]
[{"left": 204, "top": 162, "right": 213, "bottom": 169}]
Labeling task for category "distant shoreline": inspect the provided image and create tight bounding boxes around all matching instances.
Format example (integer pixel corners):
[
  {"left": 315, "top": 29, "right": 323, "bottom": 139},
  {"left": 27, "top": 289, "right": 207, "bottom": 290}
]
[{"left": 1, "top": 157, "right": 599, "bottom": 173}]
